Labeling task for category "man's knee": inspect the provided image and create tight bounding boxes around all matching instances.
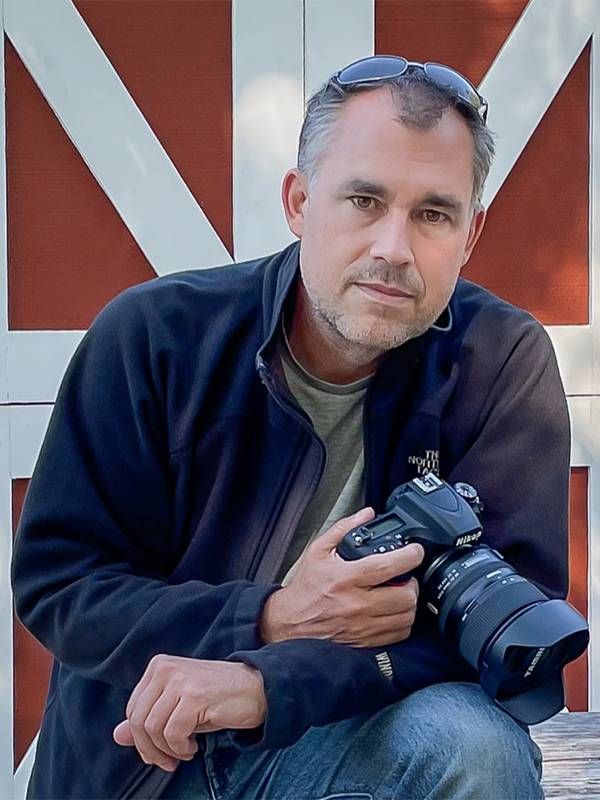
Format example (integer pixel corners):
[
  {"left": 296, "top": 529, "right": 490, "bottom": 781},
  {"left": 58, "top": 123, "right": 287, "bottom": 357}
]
[{"left": 372, "top": 682, "right": 543, "bottom": 798}]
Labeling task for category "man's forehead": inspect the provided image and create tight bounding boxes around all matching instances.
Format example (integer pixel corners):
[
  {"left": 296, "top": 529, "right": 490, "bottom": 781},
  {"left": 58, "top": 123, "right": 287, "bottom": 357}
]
[
  {"left": 330, "top": 88, "right": 472, "bottom": 147},
  {"left": 317, "top": 91, "right": 475, "bottom": 202}
]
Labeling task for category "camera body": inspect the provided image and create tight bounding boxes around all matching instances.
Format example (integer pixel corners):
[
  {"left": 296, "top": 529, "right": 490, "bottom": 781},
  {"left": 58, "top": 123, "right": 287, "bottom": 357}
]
[
  {"left": 337, "top": 472, "right": 589, "bottom": 725},
  {"left": 336, "top": 472, "right": 483, "bottom": 584}
]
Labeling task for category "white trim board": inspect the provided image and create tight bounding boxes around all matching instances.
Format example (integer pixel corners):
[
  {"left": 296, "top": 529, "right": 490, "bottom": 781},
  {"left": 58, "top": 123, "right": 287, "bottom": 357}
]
[
  {"left": 9, "top": 405, "right": 53, "bottom": 479},
  {"left": 7, "top": 331, "right": 84, "bottom": 405},
  {"left": 232, "top": 0, "right": 304, "bottom": 263},
  {"left": 0, "top": 0, "right": 7, "bottom": 407},
  {"left": 304, "top": 0, "right": 374, "bottom": 99},
  {"left": 568, "top": 396, "right": 600, "bottom": 710},
  {"left": 4, "top": 323, "right": 592, "bottom": 406},
  {"left": 0, "top": 407, "right": 14, "bottom": 797},
  {"left": 546, "top": 326, "right": 595, "bottom": 397},
  {"left": 13, "top": 734, "right": 37, "bottom": 800}
]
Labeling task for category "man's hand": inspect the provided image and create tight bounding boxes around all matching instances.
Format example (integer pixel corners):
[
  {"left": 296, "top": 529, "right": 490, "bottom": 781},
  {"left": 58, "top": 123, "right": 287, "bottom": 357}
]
[
  {"left": 113, "top": 656, "right": 266, "bottom": 772},
  {"left": 261, "top": 507, "right": 424, "bottom": 647}
]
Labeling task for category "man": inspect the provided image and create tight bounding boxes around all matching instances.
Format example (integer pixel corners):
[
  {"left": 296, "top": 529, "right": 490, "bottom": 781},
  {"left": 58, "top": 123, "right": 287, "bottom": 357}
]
[{"left": 12, "top": 56, "right": 569, "bottom": 799}]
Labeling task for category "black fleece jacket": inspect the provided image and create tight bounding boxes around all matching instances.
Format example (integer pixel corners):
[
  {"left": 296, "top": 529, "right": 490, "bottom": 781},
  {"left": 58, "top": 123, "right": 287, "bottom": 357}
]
[{"left": 11, "top": 241, "right": 570, "bottom": 799}]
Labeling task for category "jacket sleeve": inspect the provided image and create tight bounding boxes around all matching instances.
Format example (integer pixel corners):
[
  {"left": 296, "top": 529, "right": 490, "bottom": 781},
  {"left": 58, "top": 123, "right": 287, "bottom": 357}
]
[
  {"left": 11, "top": 289, "right": 278, "bottom": 691},
  {"left": 226, "top": 317, "right": 571, "bottom": 750}
]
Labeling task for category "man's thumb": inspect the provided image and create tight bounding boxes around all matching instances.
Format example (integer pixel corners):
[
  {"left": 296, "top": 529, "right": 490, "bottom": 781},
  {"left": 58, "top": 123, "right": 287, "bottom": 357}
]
[
  {"left": 318, "top": 506, "right": 376, "bottom": 551},
  {"left": 113, "top": 720, "right": 135, "bottom": 747}
]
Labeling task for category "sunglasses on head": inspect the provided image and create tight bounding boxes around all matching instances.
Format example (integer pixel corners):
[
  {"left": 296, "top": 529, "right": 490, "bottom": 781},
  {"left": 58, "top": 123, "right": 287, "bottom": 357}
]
[{"left": 333, "top": 55, "right": 488, "bottom": 124}]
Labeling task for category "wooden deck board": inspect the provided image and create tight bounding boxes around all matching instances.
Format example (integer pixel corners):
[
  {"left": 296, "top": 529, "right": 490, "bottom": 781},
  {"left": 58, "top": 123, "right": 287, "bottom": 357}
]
[{"left": 531, "top": 712, "right": 600, "bottom": 799}]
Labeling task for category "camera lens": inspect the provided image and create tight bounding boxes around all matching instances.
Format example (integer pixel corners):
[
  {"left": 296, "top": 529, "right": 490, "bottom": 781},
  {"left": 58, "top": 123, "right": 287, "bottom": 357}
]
[
  {"left": 424, "top": 545, "right": 547, "bottom": 666},
  {"left": 419, "top": 543, "right": 588, "bottom": 723}
]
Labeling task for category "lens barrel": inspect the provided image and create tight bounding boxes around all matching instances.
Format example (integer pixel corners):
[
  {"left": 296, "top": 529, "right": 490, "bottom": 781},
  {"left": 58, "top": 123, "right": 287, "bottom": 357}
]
[{"left": 420, "top": 544, "right": 589, "bottom": 724}]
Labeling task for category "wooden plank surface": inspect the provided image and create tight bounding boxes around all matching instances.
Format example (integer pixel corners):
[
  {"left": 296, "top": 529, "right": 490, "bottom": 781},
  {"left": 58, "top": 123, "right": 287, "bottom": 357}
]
[{"left": 531, "top": 712, "right": 600, "bottom": 799}]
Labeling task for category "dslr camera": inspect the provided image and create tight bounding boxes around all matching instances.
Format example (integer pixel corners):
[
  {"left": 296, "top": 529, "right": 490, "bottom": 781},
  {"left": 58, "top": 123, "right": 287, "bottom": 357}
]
[{"left": 337, "top": 472, "right": 589, "bottom": 724}]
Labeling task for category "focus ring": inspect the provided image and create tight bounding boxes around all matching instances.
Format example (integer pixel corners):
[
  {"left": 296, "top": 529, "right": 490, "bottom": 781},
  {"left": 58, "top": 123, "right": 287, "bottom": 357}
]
[{"left": 458, "top": 580, "right": 547, "bottom": 666}]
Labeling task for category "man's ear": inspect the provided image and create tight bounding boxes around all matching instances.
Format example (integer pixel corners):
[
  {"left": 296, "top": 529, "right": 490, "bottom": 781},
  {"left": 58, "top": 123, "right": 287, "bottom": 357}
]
[
  {"left": 460, "top": 207, "right": 486, "bottom": 268},
  {"left": 282, "top": 169, "right": 309, "bottom": 238}
]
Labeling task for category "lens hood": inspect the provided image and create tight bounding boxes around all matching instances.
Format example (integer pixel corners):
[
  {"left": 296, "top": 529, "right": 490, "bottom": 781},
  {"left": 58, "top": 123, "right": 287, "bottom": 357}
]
[
  {"left": 494, "top": 675, "right": 566, "bottom": 725},
  {"left": 479, "top": 600, "right": 590, "bottom": 724}
]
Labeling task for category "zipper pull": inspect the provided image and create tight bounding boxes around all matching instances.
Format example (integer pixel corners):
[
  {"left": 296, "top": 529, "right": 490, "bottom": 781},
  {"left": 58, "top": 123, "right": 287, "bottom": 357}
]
[{"left": 256, "top": 355, "right": 272, "bottom": 388}]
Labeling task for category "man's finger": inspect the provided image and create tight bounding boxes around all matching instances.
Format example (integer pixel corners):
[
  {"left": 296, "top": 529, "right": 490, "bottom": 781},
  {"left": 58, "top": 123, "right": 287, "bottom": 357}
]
[
  {"left": 113, "top": 719, "right": 135, "bottom": 746},
  {"left": 366, "top": 578, "right": 420, "bottom": 615},
  {"left": 314, "top": 507, "right": 375, "bottom": 552},
  {"left": 126, "top": 678, "right": 163, "bottom": 738},
  {"left": 349, "top": 543, "right": 425, "bottom": 587},
  {"left": 127, "top": 683, "right": 180, "bottom": 770},
  {"left": 163, "top": 698, "right": 203, "bottom": 756},
  {"left": 144, "top": 691, "right": 197, "bottom": 760},
  {"left": 113, "top": 717, "right": 191, "bottom": 762},
  {"left": 126, "top": 716, "right": 179, "bottom": 773},
  {"left": 193, "top": 722, "right": 223, "bottom": 733},
  {"left": 125, "top": 657, "right": 158, "bottom": 720}
]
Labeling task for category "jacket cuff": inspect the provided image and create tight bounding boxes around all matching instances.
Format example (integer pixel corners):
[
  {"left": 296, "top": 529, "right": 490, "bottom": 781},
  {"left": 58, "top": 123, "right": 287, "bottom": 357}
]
[
  {"left": 232, "top": 583, "right": 281, "bottom": 654},
  {"left": 225, "top": 646, "right": 301, "bottom": 750}
]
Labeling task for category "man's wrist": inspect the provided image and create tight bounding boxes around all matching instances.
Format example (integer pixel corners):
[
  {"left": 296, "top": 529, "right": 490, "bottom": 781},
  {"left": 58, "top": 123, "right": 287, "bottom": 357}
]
[
  {"left": 238, "top": 663, "right": 267, "bottom": 727},
  {"left": 260, "top": 588, "right": 292, "bottom": 644}
]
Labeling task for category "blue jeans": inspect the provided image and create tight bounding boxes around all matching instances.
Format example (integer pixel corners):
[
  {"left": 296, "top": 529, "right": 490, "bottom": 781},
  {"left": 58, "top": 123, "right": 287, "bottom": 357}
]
[{"left": 160, "top": 682, "right": 544, "bottom": 800}]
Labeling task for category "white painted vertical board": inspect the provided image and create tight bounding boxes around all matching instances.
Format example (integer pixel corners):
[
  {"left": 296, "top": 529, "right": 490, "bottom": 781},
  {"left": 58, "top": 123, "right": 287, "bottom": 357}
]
[
  {"left": 590, "top": 19, "right": 600, "bottom": 390},
  {"left": 14, "top": 735, "right": 37, "bottom": 800},
  {"left": 9, "top": 406, "right": 53, "bottom": 480},
  {"left": 546, "top": 326, "right": 594, "bottom": 397},
  {"left": 569, "top": 397, "right": 600, "bottom": 712},
  {"left": 587, "top": 26, "right": 600, "bottom": 710},
  {"left": 570, "top": 397, "right": 598, "bottom": 470},
  {"left": 0, "top": 0, "right": 7, "bottom": 406},
  {"left": 304, "top": 0, "right": 374, "bottom": 99},
  {"left": 0, "top": 2, "right": 14, "bottom": 792},
  {"left": 0, "top": 409, "right": 14, "bottom": 799},
  {"left": 232, "top": 0, "right": 304, "bottom": 262}
]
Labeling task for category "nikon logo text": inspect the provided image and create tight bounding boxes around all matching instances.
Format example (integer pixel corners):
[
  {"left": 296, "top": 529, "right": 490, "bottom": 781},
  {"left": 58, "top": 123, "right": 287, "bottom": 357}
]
[{"left": 455, "top": 532, "right": 482, "bottom": 546}]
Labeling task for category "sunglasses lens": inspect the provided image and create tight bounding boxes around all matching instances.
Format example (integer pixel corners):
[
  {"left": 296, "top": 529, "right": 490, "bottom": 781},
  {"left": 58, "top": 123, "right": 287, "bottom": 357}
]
[
  {"left": 334, "top": 57, "right": 487, "bottom": 122},
  {"left": 424, "top": 63, "right": 484, "bottom": 114},
  {"left": 337, "top": 56, "right": 408, "bottom": 85}
]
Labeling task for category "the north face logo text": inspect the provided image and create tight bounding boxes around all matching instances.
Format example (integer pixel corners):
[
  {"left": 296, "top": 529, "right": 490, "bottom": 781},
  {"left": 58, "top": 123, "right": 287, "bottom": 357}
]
[{"left": 408, "top": 449, "right": 439, "bottom": 475}]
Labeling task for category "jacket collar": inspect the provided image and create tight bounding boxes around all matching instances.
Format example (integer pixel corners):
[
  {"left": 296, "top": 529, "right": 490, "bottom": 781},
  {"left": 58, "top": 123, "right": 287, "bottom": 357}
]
[{"left": 255, "top": 240, "right": 302, "bottom": 372}]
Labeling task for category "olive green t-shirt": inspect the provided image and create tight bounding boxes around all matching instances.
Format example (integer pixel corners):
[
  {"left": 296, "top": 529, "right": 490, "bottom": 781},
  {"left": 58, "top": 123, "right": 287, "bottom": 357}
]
[{"left": 275, "top": 325, "right": 373, "bottom": 585}]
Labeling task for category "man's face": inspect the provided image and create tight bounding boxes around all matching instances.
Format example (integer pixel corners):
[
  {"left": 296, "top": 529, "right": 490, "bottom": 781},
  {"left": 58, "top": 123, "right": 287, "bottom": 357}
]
[{"left": 284, "top": 88, "right": 485, "bottom": 353}]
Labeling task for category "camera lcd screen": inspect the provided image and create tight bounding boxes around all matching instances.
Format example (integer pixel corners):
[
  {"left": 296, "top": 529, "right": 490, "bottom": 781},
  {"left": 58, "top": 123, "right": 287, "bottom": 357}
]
[{"left": 371, "top": 517, "right": 404, "bottom": 536}]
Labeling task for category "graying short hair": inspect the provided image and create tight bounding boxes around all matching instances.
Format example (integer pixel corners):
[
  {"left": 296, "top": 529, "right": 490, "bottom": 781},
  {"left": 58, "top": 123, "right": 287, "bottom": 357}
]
[{"left": 297, "top": 71, "right": 495, "bottom": 209}]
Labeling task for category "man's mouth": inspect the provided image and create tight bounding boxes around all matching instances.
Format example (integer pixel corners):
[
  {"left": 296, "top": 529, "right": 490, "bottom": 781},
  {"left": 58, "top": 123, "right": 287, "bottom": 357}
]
[{"left": 355, "top": 282, "right": 416, "bottom": 304}]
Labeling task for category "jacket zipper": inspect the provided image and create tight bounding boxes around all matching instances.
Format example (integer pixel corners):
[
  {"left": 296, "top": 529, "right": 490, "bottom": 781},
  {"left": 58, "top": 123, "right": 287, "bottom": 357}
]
[{"left": 247, "top": 358, "right": 326, "bottom": 583}]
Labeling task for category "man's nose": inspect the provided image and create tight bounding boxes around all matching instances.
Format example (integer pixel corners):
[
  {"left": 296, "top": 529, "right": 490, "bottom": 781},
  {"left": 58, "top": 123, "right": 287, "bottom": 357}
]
[{"left": 369, "top": 214, "right": 415, "bottom": 267}]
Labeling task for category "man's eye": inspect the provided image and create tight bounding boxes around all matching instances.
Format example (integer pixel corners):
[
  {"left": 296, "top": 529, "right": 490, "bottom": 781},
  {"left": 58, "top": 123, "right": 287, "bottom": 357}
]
[
  {"left": 350, "top": 196, "right": 378, "bottom": 211},
  {"left": 422, "top": 209, "right": 448, "bottom": 224}
]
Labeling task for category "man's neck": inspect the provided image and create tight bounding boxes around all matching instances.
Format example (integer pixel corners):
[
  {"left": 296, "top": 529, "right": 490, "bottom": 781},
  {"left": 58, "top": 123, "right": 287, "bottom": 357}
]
[{"left": 286, "top": 287, "right": 382, "bottom": 384}]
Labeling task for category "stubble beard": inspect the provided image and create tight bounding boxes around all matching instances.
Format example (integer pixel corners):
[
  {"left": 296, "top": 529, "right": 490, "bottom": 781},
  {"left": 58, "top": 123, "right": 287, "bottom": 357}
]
[{"left": 306, "top": 284, "right": 444, "bottom": 359}]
